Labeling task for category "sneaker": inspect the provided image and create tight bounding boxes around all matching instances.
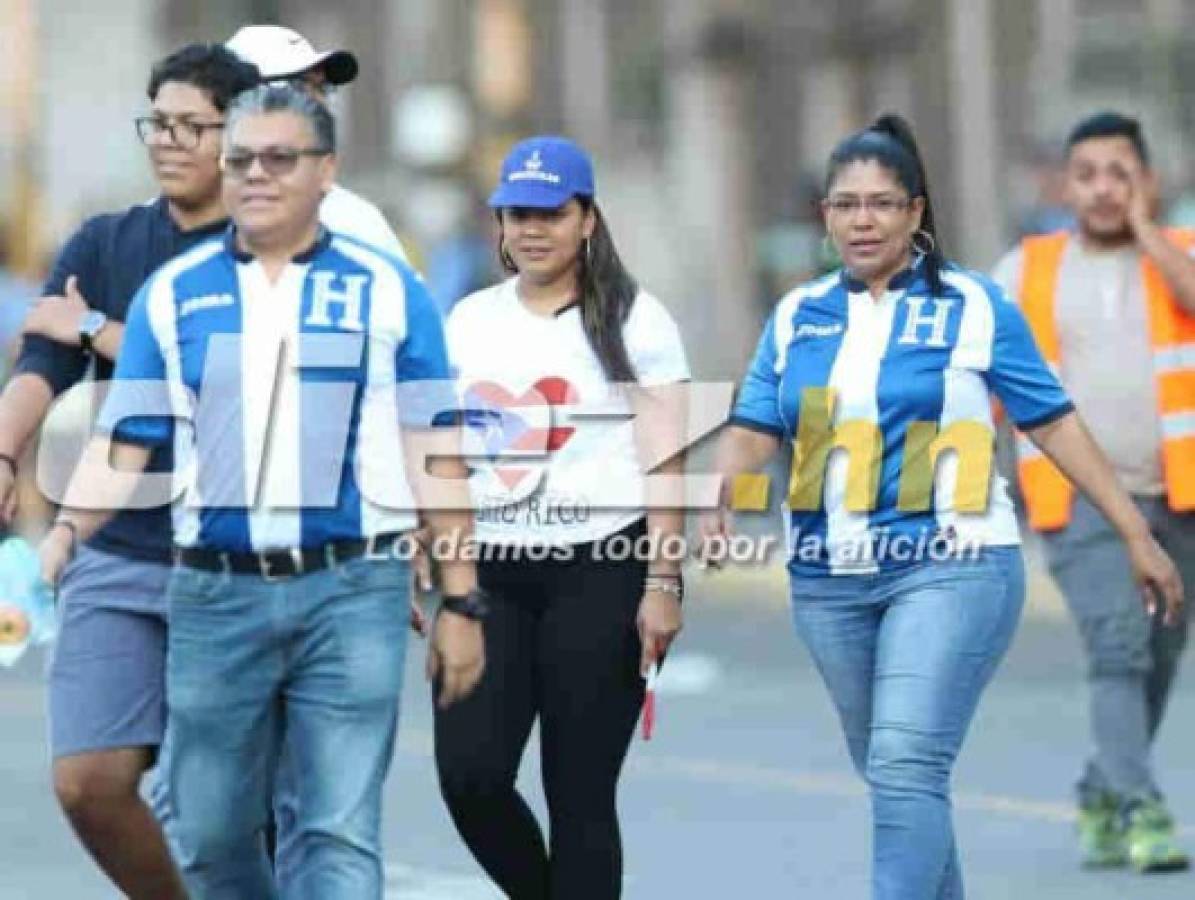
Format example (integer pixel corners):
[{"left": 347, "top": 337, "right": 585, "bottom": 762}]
[
  {"left": 1125, "top": 798, "right": 1190, "bottom": 873},
  {"left": 1077, "top": 792, "right": 1128, "bottom": 869}
]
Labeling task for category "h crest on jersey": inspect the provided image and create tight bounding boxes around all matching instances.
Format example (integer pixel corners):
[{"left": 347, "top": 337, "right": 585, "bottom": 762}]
[
  {"left": 897, "top": 296, "right": 954, "bottom": 348},
  {"left": 306, "top": 271, "right": 368, "bottom": 331}
]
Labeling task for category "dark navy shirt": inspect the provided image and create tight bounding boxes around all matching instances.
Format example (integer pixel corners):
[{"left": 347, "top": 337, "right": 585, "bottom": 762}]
[{"left": 14, "top": 198, "right": 227, "bottom": 562}]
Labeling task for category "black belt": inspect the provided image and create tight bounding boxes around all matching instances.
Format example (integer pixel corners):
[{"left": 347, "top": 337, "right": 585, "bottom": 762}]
[{"left": 174, "top": 532, "right": 407, "bottom": 580}]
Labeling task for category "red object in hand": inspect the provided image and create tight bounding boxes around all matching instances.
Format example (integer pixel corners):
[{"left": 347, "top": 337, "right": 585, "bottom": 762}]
[{"left": 641, "top": 663, "right": 659, "bottom": 740}]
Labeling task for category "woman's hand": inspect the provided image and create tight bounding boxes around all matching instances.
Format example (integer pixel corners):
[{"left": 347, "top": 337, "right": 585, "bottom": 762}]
[
  {"left": 637, "top": 589, "right": 683, "bottom": 676},
  {"left": 1125, "top": 531, "right": 1185, "bottom": 626},
  {"left": 697, "top": 505, "right": 733, "bottom": 569}
]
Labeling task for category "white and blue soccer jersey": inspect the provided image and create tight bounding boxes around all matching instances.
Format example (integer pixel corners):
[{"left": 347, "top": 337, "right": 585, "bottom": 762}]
[
  {"left": 102, "top": 228, "right": 451, "bottom": 552},
  {"left": 731, "top": 259, "right": 1074, "bottom": 576}
]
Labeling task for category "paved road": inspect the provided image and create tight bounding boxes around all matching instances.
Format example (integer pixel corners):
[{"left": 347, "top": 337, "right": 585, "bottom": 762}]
[{"left": 1, "top": 558, "right": 1192, "bottom": 898}]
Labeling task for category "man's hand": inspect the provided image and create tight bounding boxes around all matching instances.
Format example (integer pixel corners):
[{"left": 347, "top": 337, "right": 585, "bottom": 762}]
[
  {"left": 38, "top": 523, "right": 76, "bottom": 587},
  {"left": 1126, "top": 531, "right": 1185, "bottom": 627},
  {"left": 22, "top": 276, "right": 90, "bottom": 346},
  {"left": 426, "top": 609, "right": 485, "bottom": 708},
  {"left": 408, "top": 526, "right": 434, "bottom": 636},
  {"left": 1123, "top": 159, "right": 1160, "bottom": 241},
  {"left": 0, "top": 459, "right": 17, "bottom": 527},
  {"left": 409, "top": 599, "right": 429, "bottom": 636}
]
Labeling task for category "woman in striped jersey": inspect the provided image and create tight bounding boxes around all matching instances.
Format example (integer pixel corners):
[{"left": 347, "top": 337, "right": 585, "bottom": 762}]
[{"left": 702, "top": 113, "right": 1184, "bottom": 899}]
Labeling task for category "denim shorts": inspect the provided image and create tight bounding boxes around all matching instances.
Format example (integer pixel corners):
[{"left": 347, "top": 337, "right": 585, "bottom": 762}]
[{"left": 46, "top": 545, "right": 171, "bottom": 758}]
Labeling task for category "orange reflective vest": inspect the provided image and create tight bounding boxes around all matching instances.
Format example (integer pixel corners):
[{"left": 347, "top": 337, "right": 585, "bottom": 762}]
[{"left": 1015, "top": 229, "right": 1195, "bottom": 531}]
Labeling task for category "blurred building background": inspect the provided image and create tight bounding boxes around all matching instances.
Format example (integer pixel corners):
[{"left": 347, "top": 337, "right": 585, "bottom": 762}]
[{"left": 5, "top": 0, "right": 1195, "bottom": 377}]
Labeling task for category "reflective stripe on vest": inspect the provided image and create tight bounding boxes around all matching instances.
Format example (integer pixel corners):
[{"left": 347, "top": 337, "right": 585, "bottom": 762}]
[{"left": 1015, "top": 229, "right": 1195, "bottom": 530}]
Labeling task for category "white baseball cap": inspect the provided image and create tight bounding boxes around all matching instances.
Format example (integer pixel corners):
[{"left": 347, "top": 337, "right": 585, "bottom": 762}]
[{"left": 226, "top": 25, "right": 358, "bottom": 85}]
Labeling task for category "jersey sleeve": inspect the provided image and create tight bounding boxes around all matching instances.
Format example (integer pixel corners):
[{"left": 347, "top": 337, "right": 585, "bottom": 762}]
[
  {"left": 394, "top": 267, "right": 455, "bottom": 427},
  {"left": 982, "top": 290, "right": 1074, "bottom": 430},
  {"left": 728, "top": 312, "right": 786, "bottom": 437},
  {"left": 97, "top": 282, "right": 174, "bottom": 446}
]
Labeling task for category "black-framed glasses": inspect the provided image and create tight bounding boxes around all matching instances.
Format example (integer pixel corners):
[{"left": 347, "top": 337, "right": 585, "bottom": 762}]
[
  {"left": 221, "top": 147, "right": 331, "bottom": 179},
  {"left": 823, "top": 195, "right": 912, "bottom": 216},
  {"left": 134, "top": 116, "right": 224, "bottom": 149}
]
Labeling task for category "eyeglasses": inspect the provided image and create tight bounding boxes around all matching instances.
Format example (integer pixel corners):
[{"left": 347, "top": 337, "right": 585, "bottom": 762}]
[
  {"left": 824, "top": 195, "right": 912, "bottom": 216},
  {"left": 134, "top": 116, "right": 224, "bottom": 149},
  {"left": 221, "top": 147, "right": 331, "bottom": 179}
]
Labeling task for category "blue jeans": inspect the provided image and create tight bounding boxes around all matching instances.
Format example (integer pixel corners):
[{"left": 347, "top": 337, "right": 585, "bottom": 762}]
[
  {"left": 164, "top": 556, "right": 409, "bottom": 900},
  {"left": 790, "top": 547, "right": 1025, "bottom": 900}
]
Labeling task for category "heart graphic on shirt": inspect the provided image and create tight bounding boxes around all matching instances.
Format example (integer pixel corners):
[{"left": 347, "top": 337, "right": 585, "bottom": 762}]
[{"left": 463, "top": 377, "right": 580, "bottom": 490}]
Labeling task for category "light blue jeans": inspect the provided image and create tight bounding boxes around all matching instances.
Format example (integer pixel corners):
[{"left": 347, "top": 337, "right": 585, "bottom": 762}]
[
  {"left": 164, "top": 555, "right": 409, "bottom": 900},
  {"left": 790, "top": 547, "right": 1025, "bottom": 900}
]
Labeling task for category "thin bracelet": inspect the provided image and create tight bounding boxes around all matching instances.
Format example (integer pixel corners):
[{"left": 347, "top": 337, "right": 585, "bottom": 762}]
[
  {"left": 646, "top": 571, "right": 681, "bottom": 580},
  {"left": 0, "top": 453, "right": 15, "bottom": 477},
  {"left": 645, "top": 579, "right": 683, "bottom": 599}
]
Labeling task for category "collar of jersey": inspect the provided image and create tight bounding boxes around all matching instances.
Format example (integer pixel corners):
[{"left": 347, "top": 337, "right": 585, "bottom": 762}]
[
  {"left": 223, "top": 224, "right": 332, "bottom": 264},
  {"left": 840, "top": 252, "right": 926, "bottom": 294}
]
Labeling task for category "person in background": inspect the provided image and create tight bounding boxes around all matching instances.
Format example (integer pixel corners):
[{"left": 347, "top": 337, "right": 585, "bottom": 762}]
[
  {"left": 703, "top": 113, "right": 1184, "bottom": 899},
  {"left": 993, "top": 111, "right": 1195, "bottom": 873},
  {"left": 226, "top": 24, "right": 410, "bottom": 261}
]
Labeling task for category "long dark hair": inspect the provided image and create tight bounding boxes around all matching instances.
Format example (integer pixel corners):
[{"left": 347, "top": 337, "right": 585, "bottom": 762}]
[
  {"left": 825, "top": 113, "right": 945, "bottom": 297},
  {"left": 497, "top": 199, "right": 639, "bottom": 382}
]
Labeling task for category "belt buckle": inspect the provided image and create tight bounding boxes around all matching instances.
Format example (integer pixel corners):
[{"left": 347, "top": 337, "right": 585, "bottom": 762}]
[
  {"left": 259, "top": 553, "right": 280, "bottom": 582},
  {"left": 259, "top": 547, "right": 306, "bottom": 581}
]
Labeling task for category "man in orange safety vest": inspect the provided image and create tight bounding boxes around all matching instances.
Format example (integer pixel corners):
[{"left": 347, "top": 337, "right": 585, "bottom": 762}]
[{"left": 994, "top": 112, "right": 1195, "bottom": 875}]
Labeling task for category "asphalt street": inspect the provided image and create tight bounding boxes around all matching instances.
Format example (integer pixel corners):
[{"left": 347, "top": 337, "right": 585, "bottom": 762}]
[{"left": 1, "top": 548, "right": 1192, "bottom": 899}]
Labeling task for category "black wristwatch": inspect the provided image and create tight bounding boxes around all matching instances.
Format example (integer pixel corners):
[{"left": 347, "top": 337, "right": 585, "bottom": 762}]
[
  {"left": 439, "top": 588, "right": 490, "bottom": 621},
  {"left": 79, "top": 310, "right": 108, "bottom": 354}
]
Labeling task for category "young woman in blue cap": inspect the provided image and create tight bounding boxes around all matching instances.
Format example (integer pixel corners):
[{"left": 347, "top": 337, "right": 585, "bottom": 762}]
[
  {"left": 701, "top": 113, "right": 1184, "bottom": 899},
  {"left": 433, "top": 135, "right": 690, "bottom": 899}
]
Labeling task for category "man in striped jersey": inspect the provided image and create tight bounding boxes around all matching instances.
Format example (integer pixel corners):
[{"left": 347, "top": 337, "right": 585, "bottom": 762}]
[{"left": 39, "top": 82, "right": 483, "bottom": 898}]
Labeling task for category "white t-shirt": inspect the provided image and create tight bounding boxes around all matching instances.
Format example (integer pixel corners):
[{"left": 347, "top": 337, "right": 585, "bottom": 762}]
[
  {"left": 319, "top": 184, "right": 409, "bottom": 263},
  {"left": 447, "top": 278, "right": 690, "bottom": 546}
]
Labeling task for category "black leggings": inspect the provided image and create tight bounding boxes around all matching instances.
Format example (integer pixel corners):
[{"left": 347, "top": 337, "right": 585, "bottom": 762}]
[{"left": 434, "top": 525, "right": 648, "bottom": 900}]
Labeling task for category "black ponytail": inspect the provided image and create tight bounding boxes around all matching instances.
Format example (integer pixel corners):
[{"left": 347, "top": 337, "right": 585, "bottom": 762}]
[
  {"left": 826, "top": 112, "right": 945, "bottom": 297},
  {"left": 495, "top": 201, "right": 638, "bottom": 383}
]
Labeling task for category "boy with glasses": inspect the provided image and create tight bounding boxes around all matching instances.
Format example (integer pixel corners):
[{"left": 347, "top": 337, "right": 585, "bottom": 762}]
[{"left": 0, "top": 43, "right": 258, "bottom": 899}]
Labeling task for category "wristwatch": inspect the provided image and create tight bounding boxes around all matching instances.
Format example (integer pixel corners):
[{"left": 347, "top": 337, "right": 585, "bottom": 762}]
[
  {"left": 78, "top": 310, "right": 108, "bottom": 354},
  {"left": 439, "top": 587, "right": 491, "bottom": 621}
]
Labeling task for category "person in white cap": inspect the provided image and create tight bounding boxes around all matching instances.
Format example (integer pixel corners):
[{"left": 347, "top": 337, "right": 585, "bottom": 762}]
[{"left": 226, "top": 24, "right": 409, "bottom": 263}]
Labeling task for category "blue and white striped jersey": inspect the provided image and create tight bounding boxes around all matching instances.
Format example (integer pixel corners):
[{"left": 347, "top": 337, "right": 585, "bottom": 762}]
[
  {"left": 103, "top": 227, "right": 451, "bottom": 552},
  {"left": 731, "top": 258, "right": 1073, "bottom": 576}
]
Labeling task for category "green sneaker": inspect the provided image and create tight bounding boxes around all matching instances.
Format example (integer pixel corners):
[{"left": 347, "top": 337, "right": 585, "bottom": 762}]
[
  {"left": 1125, "top": 798, "right": 1190, "bottom": 873},
  {"left": 1077, "top": 793, "right": 1128, "bottom": 868}
]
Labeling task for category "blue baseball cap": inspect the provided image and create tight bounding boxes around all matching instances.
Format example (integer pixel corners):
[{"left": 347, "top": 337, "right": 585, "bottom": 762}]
[{"left": 488, "top": 136, "right": 596, "bottom": 210}]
